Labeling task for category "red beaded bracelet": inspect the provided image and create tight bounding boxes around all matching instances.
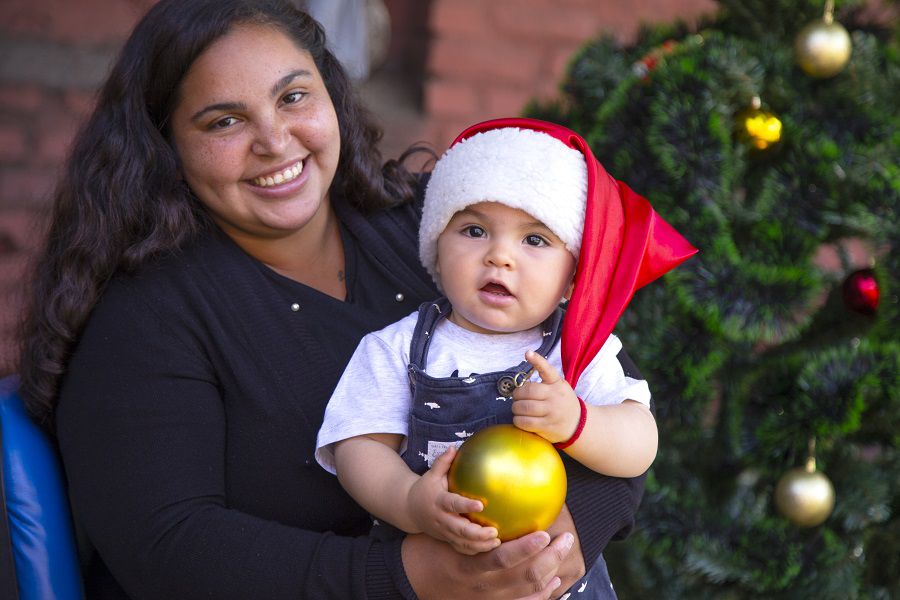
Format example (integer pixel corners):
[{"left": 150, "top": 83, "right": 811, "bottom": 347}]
[{"left": 554, "top": 397, "right": 587, "bottom": 450}]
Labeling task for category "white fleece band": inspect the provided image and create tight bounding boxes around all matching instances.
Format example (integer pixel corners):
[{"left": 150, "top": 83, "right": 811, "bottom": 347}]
[{"left": 419, "top": 127, "right": 588, "bottom": 282}]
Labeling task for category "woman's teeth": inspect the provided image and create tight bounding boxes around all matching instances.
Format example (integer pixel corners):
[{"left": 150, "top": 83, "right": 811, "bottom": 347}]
[{"left": 252, "top": 161, "right": 303, "bottom": 187}]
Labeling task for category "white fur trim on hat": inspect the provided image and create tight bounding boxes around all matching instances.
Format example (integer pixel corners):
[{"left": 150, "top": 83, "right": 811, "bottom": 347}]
[{"left": 419, "top": 127, "right": 588, "bottom": 281}]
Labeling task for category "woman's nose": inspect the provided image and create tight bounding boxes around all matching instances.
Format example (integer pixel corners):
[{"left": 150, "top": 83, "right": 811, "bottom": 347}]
[{"left": 251, "top": 115, "right": 290, "bottom": 156}]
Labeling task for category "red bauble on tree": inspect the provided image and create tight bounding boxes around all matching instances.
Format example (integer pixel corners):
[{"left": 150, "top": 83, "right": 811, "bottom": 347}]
[{"left": 842, "top": 268, "right": 879, "bottom": 315}]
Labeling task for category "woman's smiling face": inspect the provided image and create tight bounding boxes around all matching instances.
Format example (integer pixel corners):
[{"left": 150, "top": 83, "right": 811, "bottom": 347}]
[{"left": 169, "top": 23, "right": 341, "bottom": 242}]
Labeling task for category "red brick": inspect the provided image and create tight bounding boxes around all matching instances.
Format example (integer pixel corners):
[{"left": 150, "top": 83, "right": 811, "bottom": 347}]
[
  {"left": 0, "top": 166, "right": 59, "bottom": 207},
  {"left": 64, "top": 89, "right": 99, "bottom": 119},
  {"left": 425, "top": 79, "right": 481, "bottom": 119},
  {"left": 813, "top": 238, "right": 875, "bottom": 273},
  {"left": 0, "top": 125, "right": 29, "bottom": 163},
  {"left": 35, "top": 118, "right": 78, "bottom": 164},
  {"left": 428, "top": 38, "right": 543, "bottom": 85},
  {"left": 0, "top": 208, "right": 46, "bottom": 253},
  {"left": 427, "top": 117, "right": 485, "bottom": 153},
  {"left": 491, "top": 1, "right": 604, "bottom": 43},
  {"left": 2, "top": 0, "right": 148, "bottom": 45},
  {"left": 0, "top": 334, "right": 21, "bottom": 377},
  {"left": 0, "top": 259, "right": 29, "bottom": 299},
  {"left": 0, "top": 206, "right": 45, "bottom": 375},
  {"left": 430, "top": 0, "right": 492, "bottom": 38},
  {"left": 484, "top": 85, "right": 530, "bottom": 118},
  {"left": 550, "top": 43, "right": 586, "bottom": 81},
  {"left": 0, "top": 84, "right": 46, "bottom": 114},
  {"left": 0, "top": 282, "right": 26, "bottom": 376},
  {"left": 532, "top": 79, "right": 563, "bottom": 106}
]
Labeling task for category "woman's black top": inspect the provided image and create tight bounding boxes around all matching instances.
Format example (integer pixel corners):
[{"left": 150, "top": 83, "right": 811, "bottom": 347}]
[{"left": 56, "top": 195, "right": 646, "bottom": 599}]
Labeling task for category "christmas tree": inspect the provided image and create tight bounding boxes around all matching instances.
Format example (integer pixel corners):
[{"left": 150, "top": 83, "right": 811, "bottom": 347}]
[{"left": 529, "top": 0, "right": 899, "bottom": 597}]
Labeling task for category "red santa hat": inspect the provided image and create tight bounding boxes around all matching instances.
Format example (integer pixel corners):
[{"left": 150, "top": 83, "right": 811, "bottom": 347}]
[{"left": 421, "top": 117, "right": 699, "bottom": 386}]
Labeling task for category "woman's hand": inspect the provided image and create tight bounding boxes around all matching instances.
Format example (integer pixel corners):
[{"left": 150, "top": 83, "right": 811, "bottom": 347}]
[{"left": 402, "top": 528, "right": 575, "bottom": 599}]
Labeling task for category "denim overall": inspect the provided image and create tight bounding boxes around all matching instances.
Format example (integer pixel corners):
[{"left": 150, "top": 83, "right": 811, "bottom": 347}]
[{"left": 398, "top": 297, "right": 617, "bottom": 599}]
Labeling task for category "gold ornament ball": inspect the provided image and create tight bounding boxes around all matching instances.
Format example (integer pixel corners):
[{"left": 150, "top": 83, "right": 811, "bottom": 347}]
[
  {"left": 794, "top": 19, "right": 852, "bottom": 78},
  {"left": 738, "top": 107, "right": 783, "bottom": 150},
  {"left": 448, "top": 424, "right": 567, "bottom": 541},
  {"left": 774, "top": 466, "right": 835, "bottom": 527}
]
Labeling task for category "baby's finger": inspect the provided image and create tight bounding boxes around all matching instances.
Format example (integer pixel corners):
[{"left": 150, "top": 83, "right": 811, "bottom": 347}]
[
  {"left": 426, "top": 444, "right": 458, "bottom": 479},
  {"left": 511, "top": 398, "right": 549, "bottom": 418},
  {"left": 462, "top": 537, "right": 503, "bottom": 553},
  {"left": 512, "top": 414, "right": 541, "bottom": 433},
  {"left": 525, "top": 350, "right": 562, "bottom": 385},
  {"left": 445, "top": 515, "right": 500, "bottom": 544},
  {"left": 450, "top": 536, "right": 501, "bottom": 555},
  {"left": 456, "top": 518, "right": 499, "bottom": 542},
  {"left": 440, "top": 491, "right": 484, "bottom": 515}
]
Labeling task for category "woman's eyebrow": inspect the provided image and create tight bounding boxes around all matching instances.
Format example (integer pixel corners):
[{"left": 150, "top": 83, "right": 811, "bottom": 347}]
[
  {"left": 271, "top": 69, "right": 312, "bottom": 96},
  {"left": 191, "top": 101, "right": 247, "bottom": 123},
  {"left": 189, "top": 69, "right": 313, "bottom": 123}
]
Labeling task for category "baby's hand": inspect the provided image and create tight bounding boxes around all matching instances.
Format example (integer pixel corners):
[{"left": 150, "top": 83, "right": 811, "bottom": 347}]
[
  {"left": 511, "top": 350, "right": 581, "bottom": 444},
  {"left": 407, "top": 446, "right": 500, "bottom": 555}
]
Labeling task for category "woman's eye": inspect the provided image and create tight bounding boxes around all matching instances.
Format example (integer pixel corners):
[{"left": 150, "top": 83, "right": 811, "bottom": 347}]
[
  {"left": 462, "top": 225, "right": 486, "bottom": 238},
  {"left": 524, "top": 234, "right": 548, "bottom": 247},
  {"left": 282, "top": 91, "right": 305, "bottom": 105},
  {"left": 211, "top": 116, "right": 238, "bottom": 130}
]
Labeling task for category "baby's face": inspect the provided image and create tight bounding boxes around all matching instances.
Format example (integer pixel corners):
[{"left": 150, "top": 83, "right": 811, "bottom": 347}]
[{"left": 435, "top": 201, "right": 576, "bottom": 335}]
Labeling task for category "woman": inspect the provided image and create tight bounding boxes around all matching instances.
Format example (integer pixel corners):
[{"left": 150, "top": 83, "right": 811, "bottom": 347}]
[{"left": 17, "top": 1, "right": 646, "bottom": 597}]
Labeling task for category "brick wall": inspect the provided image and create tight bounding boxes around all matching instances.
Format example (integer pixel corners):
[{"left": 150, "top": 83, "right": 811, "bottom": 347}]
[
  {"left": 0, "top": 0, "right": 716, "bottom": 375},
  {"left": 423, "top": 0, "right": 715, "bottom": 150},
  {"left": 0, "top": 0, "right": 156, "bottom": 374}
]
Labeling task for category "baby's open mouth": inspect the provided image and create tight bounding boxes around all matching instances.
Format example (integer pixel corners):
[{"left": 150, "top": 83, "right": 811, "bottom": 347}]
[{"left": 481, "top": 282, "right": 512, "bottom": 296}]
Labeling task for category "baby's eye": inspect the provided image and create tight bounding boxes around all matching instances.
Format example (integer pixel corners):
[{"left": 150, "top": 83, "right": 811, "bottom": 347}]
[
  {"left": 524, "top": 234, "right": 548, "bottom": 247},
  {"left": 462, "top": 225, "right": 486, "bottom": 238}
]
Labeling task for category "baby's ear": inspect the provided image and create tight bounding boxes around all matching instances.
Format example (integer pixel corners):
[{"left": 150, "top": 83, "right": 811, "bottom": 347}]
[{"left": 562, "top": 271, "right": 576, "bottom": 301}]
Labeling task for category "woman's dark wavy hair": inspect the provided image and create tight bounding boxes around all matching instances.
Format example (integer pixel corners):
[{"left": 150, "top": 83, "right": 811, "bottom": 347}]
[{"left": 18, "top": 0, "right": 422, "bottom": 428}]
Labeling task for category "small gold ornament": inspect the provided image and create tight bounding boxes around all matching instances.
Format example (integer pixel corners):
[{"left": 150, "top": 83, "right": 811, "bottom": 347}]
[
  {"left": 774, "top": 440, "right": 835, "bottom": 527},
  {"left": 737, "top": 96, "right": 783, "bottom": 151},
  {"left": 794, "top": 1, "right": 852, "bottom": 78},
  {"left": 448, "top": 424, "right": 567, "bottom": 541}
]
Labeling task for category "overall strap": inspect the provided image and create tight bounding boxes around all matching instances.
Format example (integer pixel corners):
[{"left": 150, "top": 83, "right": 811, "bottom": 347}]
[{"left": 408, "top": 297, "right": 451, "bottom": 370}]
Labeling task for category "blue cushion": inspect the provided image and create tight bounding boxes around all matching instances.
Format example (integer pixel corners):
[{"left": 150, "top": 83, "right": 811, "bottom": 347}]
[{"left": 0, "top": 376, "right": 84, "bottom": 600}]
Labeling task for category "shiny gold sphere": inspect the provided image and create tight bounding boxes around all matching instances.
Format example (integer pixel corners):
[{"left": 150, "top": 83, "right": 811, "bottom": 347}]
[
  {"left": 448, "top": 425, "right": 567, "bottom": 541},
  {"left": 794, "top": 19, "right": 852, "bottom": 78},
  {"left": 774, "top": 466, "right": 835, "bottom": 527},
  {"left": 737, "top": 107, "right": 783, "bottom": 150}
]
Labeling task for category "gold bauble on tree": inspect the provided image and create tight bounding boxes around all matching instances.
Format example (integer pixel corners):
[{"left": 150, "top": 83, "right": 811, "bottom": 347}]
[
  {"left": 448, "top": 424, "right": 567, "bottom": 541},
  {"left": 774, "top": 440, "right": 836, "bottom": 527},
  {"left": 737, "top": 96, "right": 782, "bottom": 151},
  {"left": 794, "top": 1, "right": 852, "bottom": 78}
]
